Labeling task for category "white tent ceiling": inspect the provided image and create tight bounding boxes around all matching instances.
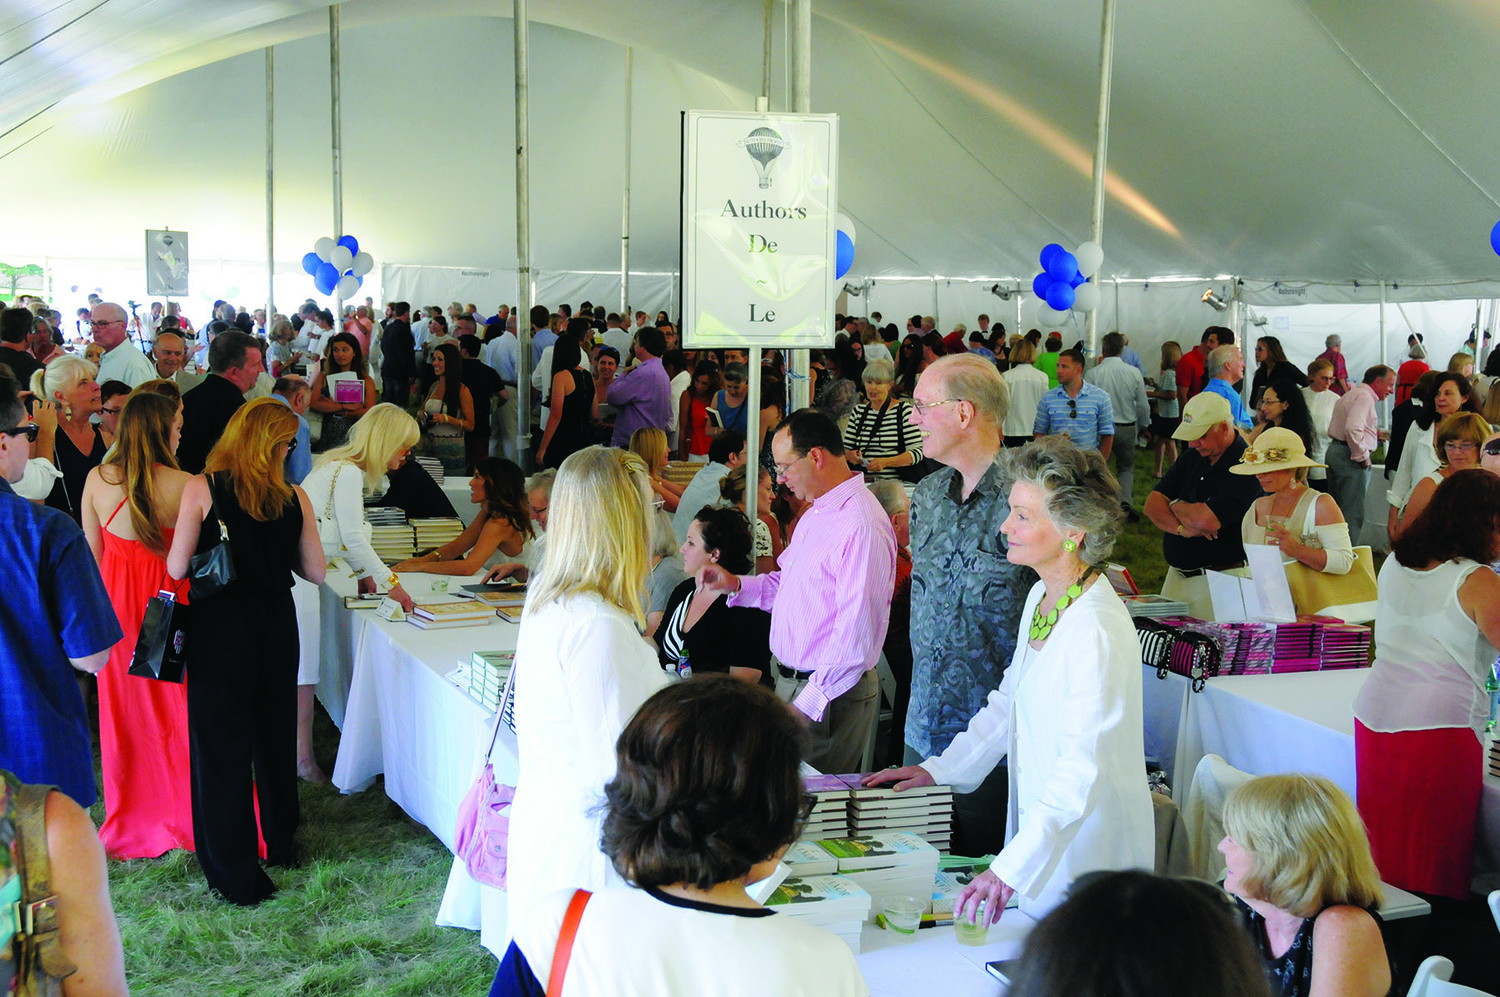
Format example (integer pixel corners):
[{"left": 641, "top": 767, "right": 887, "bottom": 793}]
[{"left": 4, "top": 0, "right": 1500, "bottom": 292}]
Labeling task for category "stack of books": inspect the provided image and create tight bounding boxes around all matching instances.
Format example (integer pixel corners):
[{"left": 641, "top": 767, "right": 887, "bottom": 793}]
[
  {"left": 413, "top": 518, "right": 464, "bottom": 551},
  {"left": 1318, "top": 623, "right": 1372, "bottom": 669},
  {"left": 412, "top": 456, "right": 445, "bottom": 484},
  {"left": 807, "top": 832, "right": 941, "bottom": 923},
  {"left": 1121, "top": 593, "right": 1190, "bottom": 619},
  {"left": 407, "top": 600, "right": 494, "bottom": 630},
  {"left": 846, "top": 784, "right": 954, "bottom": 852},
  {"left": 930, "top": 859, "right": 994, "bottom": 916},
  {"left": 763, "top": 874, "right": 871, "bottom": 952},
  {"left": 365, "top": 508, "right": 415, "bottom": 563},
  {"left": 466, "top": 650, "right": 514, "bottom": 711},
  {"left": 799, "top": 774, "right": 860, "bottom": 840}
]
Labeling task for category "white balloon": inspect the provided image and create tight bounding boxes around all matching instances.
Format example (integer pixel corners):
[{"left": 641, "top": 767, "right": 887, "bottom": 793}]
[
  {"left": 1036, "top": 304, "right": 1065, "bottom": 328},
  {"left": 1075, "top": 241, "right": 1104, "bottom": 278},
  {"left": 1072, "top": 282, "right": 1101, "bottom": 312},
  {"left": 351, "top": 251, "right": 374, "bottom": 277},
  {"left": 836, "top": 212, "right": 856, "bottom": 246},
  {"left": 336, "top": 274, "right": 360, "bottom": 299},
  {"left": 313, "top": 236, "right": 336, "bottom": 261},
  {"left": 330, "top": 245, "right": 354, "bottom": 271}
]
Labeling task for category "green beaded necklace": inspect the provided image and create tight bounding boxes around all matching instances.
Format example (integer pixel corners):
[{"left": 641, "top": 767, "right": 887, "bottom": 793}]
[{"left": 1029, "top": 571, "right": 1094, "bottom": 641}]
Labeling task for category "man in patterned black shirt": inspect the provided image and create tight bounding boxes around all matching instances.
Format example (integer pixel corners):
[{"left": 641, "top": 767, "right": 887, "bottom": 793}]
[{"left": 904, "top": 354, "right": 1036, "bottom": 855}]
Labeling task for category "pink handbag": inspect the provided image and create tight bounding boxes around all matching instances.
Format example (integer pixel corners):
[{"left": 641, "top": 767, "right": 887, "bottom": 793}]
[{"left": 454, "top": 669, "right": 517, "bottom": 889}]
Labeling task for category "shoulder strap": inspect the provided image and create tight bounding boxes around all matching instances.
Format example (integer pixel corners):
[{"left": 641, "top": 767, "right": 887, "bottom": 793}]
[
  {"left": 205, "top": 474, "right": 230, "bottom": 543},
  {"left": 322, "top": 463, "right": 345, "bottom": 523},
  {"left": 546, "top": 889, "right": 592, "bottom": 997},
  {"left": 1297, "top": 487, "right": 1321, "bottom": 536},
  {"left": 104, "top": 497, "right": 129, "bottom": 527},
  {"left": 13, "top": 783, "right": 77, "bottom": 985}
]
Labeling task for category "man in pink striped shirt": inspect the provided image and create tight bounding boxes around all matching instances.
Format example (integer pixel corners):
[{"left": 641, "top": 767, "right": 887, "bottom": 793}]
[{"left": 700, "top": 409, "right": 896, "bottom": 772}]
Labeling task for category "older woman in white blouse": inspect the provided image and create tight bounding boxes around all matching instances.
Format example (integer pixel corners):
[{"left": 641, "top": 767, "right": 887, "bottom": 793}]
[
  {"left": 865, "top": 437, "right": 1153, "bottom": 924},
  {"left": 506, "top": 446, "right": 669, "bottom": 923}
]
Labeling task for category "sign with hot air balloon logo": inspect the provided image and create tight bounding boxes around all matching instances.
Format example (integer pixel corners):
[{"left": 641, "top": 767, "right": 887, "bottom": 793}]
[{"left": 681, "top": 110, "right": 839, "bottom": 349}]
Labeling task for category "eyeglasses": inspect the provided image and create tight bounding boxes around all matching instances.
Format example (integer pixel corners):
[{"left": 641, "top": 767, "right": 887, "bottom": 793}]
[
  {"left": 1484, "top": 439, "right": 1500, "bottom": 457},
  {"left": 1443, "top": 441, "right": 1477, "bottom": 452},
  {"left": 773, "top": 450, "right": 813, "bottom": 478},
  {"left": 2, "top": 424, "right": 40, "bottom": 443},
  {"left": 911, "top": 397, "right": 960, "bottom": 417},
  {"left": 89, "top": 319, "right": 123, "bottom": 327}
]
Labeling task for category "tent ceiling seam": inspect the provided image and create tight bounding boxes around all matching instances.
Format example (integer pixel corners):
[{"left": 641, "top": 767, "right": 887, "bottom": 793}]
[
  {"left": 0, "top": 0, "right": 113, "bottom": 68},
  {"left": 860, "top": 32, "right": 1073, "bottom": 244},
  {"left": 1293, "top": 0, "right": 1500, "bottom": 213}
]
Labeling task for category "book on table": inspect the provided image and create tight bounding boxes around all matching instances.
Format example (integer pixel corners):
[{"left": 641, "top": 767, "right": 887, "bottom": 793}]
[
  {"left": 763, "top": 874, "right": 871, "bottom": 952},
  {"left": 407, "top": 615, "right": 492, "bottom": 630},
  {"left": 411, "top": 600, "right": 494, "bottom": 621}
]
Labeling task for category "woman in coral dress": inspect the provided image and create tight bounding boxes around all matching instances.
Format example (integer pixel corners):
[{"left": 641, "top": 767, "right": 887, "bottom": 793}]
[{"left": 81, "top": 390, "right": 197, "bottom": 858}]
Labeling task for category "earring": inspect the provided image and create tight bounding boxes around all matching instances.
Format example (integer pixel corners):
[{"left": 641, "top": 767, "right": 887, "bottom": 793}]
[{"left": 1062, "top": 538, "right": 1078, "bottom": 553}]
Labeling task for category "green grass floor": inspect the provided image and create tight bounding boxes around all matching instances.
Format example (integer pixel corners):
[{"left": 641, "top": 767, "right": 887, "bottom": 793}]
[{"left": 88, "top": 706, "right": 496, "bottom": 997}]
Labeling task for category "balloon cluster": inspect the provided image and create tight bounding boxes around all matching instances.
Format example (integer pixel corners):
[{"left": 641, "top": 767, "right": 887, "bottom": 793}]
[
  {"left": 302, "top": 235, "right": 374, "bottom": 297},
  {"left": 836, "top": 212, "right": 856, "bottom": 280},
  {"left": 1031, "top": 241, "right": 1103, "bottom": 313}
]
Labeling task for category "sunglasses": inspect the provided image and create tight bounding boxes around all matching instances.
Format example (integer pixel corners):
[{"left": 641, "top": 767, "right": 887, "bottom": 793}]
[
  {"left": 1068, "top": 399, "right": 1078, "bottom": 419},
  {"left": 3, "top": 424, "right": 40, "bottom": 443},
  {"left": 285, "top": 437, "right": 299, "bottom": 454},
  {"left": 1484, "top": 439, "right": 1500, "bottom": 457}
]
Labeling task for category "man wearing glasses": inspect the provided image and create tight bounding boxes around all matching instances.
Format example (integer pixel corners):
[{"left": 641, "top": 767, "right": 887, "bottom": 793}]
[
  {"left": 91, "top": 301, "right": 155, "bottom": 388},
  {"left": 699, "top": 408, "right": 896, "bottom": 772},
  {"left": 1032, "top": 348, "right": 1115, "bottom": 459},
  {"left": 0, "top": 374, "right": 122, "bottom": 807}
]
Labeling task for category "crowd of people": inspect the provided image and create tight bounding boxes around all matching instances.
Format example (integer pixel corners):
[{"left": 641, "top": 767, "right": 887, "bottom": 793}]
[{"left": 1, "top": 288, "right": 1498, "bottom": 996}]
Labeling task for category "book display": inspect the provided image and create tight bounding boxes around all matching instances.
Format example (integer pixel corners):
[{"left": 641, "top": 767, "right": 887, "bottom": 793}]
[
  {"left": 763, "top": 874, "right": 871, "bottom": 952},
  {"left": 407, "top": 599, "right": 493, "bottom": 631}
]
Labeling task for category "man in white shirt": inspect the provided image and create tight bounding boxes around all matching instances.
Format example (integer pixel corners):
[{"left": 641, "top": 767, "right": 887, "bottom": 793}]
[
  {"left": 91, "top": 302, "right": 156, "bottom": 387},
  {"left": 1085, "top": 332, "right": 1152, "bottom": 520},
  {"left": 673, "top": 431, "right": 745, "bottom": 543},
  {"left": 150, "top": 332, "right": 204, "bottom": 392},
  {"left": 602, "top": 313, "right": 633, "bottom": 359}
]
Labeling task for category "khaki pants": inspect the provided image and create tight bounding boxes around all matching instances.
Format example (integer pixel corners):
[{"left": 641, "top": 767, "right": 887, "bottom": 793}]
[{"left": 775, "top": 666, "right": 879, "bottom": 774}]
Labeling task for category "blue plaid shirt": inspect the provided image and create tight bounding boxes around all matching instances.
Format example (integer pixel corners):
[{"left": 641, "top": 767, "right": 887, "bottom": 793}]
[{"left": 0, "top": 478, "right": 122, "bottom": 806}]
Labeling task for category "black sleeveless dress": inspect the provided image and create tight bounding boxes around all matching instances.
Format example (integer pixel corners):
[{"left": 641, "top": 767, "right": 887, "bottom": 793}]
[
  {"left": 185, "top": 472, "right": 305, "bottom": 905},
  {"left": 545, "top": 368, "right": 593, "bottom": 469}
]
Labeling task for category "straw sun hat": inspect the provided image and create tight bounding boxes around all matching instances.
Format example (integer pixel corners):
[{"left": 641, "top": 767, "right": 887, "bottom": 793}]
[{"left": 1228, "top": 426, "right": 1325, "bottom": 475}]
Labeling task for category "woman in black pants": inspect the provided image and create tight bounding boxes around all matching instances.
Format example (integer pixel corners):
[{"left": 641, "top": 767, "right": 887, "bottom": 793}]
[{"left": 168, "top": 398, "right": 325, "bottom": 904}]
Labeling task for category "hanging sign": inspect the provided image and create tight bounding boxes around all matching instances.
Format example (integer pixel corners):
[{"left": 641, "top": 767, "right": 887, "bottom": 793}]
[
  {"left": 681, "top": 110, "right": 838, "bottom": 349},
  {"left": 144, "top": 229, "right": 190, "bottom": 296}
]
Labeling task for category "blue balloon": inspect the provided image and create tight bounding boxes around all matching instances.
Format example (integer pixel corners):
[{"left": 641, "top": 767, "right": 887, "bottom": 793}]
[
  {"left": 835, "top": 230, "right": 855, "bottom": 279},
  {"left": 1047, "top": 251, "right": 1079, "bottom": 283},
  {"left": 314, "top": 261, "right": 339, "bottom": 295},
  {"left": 338, "top": 234, "right": 359, "bottom": 256},
  {"left": 1069, "top": 271, "right": 1088, "bottom": 289},
  {"left": 355, "top": 274, "right": 364, "bottom": 288},
  {"left": 302, "top": 252, "right": 321, "bottom": 276},
  {"left": 1045, "top": 281, "right": 1076, "bottom": 311},
  {"left": 1032, "top": 272, "right": 1053, "bottom": 298},
  {"left": 1491, "top": 219, "right": 1500, "bottom": 256},
  {"left": 1040, "top": 243, "right": 1065, "bottom": 270}
]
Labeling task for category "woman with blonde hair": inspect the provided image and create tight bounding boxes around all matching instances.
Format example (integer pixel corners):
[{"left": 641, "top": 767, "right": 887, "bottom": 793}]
[
  {"left": 81, "top": 390, "right": 196, "bottom": 859},
  {"left": 631, "top": 426, "right": 685, "bottom": 512},
  {"left": 31, "top": 354, "right": 105, "bottom": 521},
  {"left": 1001, "top": 337, "right": 1048, "bottom": 449},
  {"left": 1395, "top": 411, "right": 1491, "bottom": 532},
  {"left": 167, "top": 398, "right": 325, "bottom": 905},
  {"left": 506, "top": 445, "right": 670, "bottom": 924},
  {"left": 1219, "top": 774, "right": 1389, "bottom": 997}
]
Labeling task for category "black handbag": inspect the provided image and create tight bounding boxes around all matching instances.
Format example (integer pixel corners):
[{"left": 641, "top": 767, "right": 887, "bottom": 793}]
[
  {"left": 129, "top": 580, "right": 190, "bottom": 682},
  {"left": 187, "top": 476, "right": 237, "bottom": 600}
]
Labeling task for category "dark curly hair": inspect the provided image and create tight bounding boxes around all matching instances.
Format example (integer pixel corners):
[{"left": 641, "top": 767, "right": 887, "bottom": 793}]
[
  {"left": 1391, "top": 468, "right": 1500, "bottom": 567},
  {"left": 691, "top": 504, "right": 754, "bottom": 575},
  {"left": 602, "top": 677, "right": 808, "bottom": 890},
  {"left": 473, "top": 457, "right": 535, "bottom": 542}
]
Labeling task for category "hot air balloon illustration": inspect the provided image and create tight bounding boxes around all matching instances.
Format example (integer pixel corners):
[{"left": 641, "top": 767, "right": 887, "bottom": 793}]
[{"left": 738, "top": 127, "right": 788, "bottom": 189}]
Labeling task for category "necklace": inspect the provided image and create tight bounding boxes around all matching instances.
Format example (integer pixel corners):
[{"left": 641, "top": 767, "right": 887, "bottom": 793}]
[{"left": 1029, "top": 570, "right": 1093, "bottom": 641}]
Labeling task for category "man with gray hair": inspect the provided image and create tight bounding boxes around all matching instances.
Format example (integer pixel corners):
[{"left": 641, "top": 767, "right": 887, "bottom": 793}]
[
  {"left": 1315, "top": 333, "right": 1350, "bottom": 395},
  {"left": 151, "top": 331, "right": 203, "bottom": 392},
  {"left": 1201, "top": 344, "right": 1253, "bottom": 429},
  {"left": 903, "top": 354, "right": 1035, "bottom": 855},
  {"left": 91, "top": 301, "right": 155, "bottom": 387}
]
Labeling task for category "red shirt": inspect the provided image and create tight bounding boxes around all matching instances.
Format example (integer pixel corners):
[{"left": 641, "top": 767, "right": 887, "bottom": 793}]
[
  {"left": 1395, "top": 359, "right": 1428, "bottom": 406},
  {"left": 1175, "top": 346, "right": 1207, "bottom": 399},
  {"left": 1316, "top": 347, "right": 1349, "bottom": 394}
]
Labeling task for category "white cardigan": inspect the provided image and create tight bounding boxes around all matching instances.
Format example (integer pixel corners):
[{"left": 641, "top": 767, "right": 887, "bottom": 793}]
[
  {"left": 922, "top": 579, "right": 1155, "bottom": 918},
  {"left": 300, "top": 460, "right": 388, "bottom": 584}
]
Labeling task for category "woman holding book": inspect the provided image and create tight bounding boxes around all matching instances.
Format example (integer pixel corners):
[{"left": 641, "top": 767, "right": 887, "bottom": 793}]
[
  {"left": 298, "top": 403, "right": 420, "bottom": 781},
  {"left": 864, "top": 436, "right": 1153, "bottom": 923},
  {"left": 308, "top": 331, "right": 375, "bottom": 453},
  {"left": 390, "top": 456, "right": 532, "bottom": 576},
  {"left": 505, "top": 446, "right": 670, "bottom": 927},
  {"left": 491, "top": 677, "right": 867, "bottom": 997}
]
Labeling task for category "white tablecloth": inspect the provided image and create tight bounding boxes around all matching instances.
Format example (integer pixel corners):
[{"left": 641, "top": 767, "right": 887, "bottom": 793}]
[
  {"left": 1142, "top": 665, "right": 1500, "bottom": 892},
  {"left": 857, "top": 913, "right": 1033, "bottom": 997}
]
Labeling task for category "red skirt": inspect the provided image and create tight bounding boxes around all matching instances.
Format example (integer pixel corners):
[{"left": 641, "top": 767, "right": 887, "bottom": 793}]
[{"left": 1354, "top": 720, "right": 1481, "bottom": 899}]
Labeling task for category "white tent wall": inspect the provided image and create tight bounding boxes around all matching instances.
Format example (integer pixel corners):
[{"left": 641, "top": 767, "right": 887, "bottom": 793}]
[
  {"left": 531, "top": 272, "right": 678, "bottom": 322},
  {"left": 381, "top": 266, "right": 519, "bottom": 315}
]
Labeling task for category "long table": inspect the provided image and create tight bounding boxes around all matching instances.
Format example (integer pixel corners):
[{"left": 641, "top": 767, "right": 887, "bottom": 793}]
[{"left": 1142, "top": 665, "right": 1500, "bottom": 893}]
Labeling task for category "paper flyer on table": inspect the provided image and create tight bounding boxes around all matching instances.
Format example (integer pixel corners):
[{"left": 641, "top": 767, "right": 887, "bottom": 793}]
[{"left": 1207, "top": 545, "right": 1295, "bottom": 623}]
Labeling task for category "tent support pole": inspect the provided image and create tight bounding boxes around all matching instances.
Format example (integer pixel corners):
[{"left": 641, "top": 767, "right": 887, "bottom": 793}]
[
  {"left": 1379, "top": 280, "right": 1388, "bottom": 430},
  {"left": 514, "top": 0, "right": 533, "bottom": 466},
  {"left": 265, "top": 46, "right": 275, "bottom": 322},
  {"left": 745, "top": 347, "right": 762, "bottom": 558},
  {"left": 329, "top": 4, "right": 343, "bottom": 318},
  {"left": 1085, "top": 0, "right": 1117, "bottom": 356},
  {"left": 621, "top": 47, "right": 632, "bottom": 316},
  {"left": 787, "top": 0, "right": 812, "bottom": 412}
]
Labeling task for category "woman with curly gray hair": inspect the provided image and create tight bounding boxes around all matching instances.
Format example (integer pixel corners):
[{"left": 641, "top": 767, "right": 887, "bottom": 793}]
[{"left": 865, "top": 436, "right": 1154, "bottom": 927}]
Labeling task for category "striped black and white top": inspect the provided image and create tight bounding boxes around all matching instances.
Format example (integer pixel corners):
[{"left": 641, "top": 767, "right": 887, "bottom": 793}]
[{"left": 842, "top": 397, "right": 922, "bottom": 479}]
